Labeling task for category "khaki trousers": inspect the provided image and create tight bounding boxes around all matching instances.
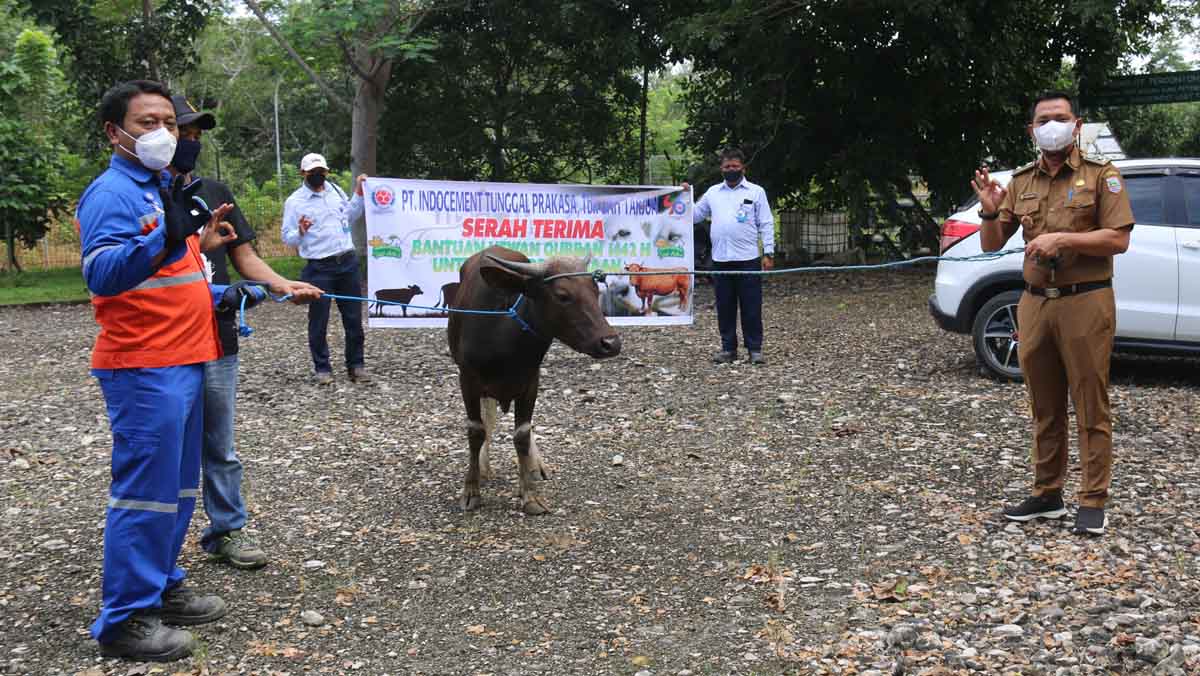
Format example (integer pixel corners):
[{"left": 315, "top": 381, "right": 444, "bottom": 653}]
[{"left": 1016, "top": 287, "right": 1116, "bottom": 508}]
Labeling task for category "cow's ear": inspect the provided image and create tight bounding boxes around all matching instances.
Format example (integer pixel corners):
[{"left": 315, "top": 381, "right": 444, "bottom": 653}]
[{"left": 479, "top": 260, "right": 529, "bottom": 291}]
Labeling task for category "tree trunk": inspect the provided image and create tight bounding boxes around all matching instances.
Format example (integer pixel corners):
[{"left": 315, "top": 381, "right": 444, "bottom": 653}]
[
  {"left": 142, "top": 0, "right": 160, "bottom": 81},
  {"left": 639, "top": 62, "right": 648, "bottom": 185},
  {"left": 5, "top": 222, "right": 22, "bottom": 273},
  {"left": 349, "top": 51, "right": 392, "bottom": 257}
]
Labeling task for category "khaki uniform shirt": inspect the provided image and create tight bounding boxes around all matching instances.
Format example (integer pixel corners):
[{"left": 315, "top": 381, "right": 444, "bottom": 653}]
[{"left": 997, "top": 146, "right": 1135, "bottom": 286}]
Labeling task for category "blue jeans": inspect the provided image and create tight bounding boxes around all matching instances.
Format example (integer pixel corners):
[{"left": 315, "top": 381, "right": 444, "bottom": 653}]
[
  {"left": 300, "top": 252, "right": 365, "bottom": 373},
  {"left": 712, "top": 258, "right": 764, "bottom": 352},
  {"left": 91, "top": 365, "right": 203, "bottom": 642},
  {"left": 199, "top": 354, "right": 246, "bottom": 552}
]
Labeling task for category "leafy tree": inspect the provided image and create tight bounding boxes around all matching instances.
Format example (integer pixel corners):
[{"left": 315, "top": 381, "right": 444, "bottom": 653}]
[
  {"left": 0, "top": 18, "right": 70, "bottom": 270},
  {"left": 23, "top": 0, "right": 219, "bottom": 151},
  {"left": 243, "top": 0, "right": 435, "bottom": 253},
  {"left": 1093, "top": 29, "right": 1200, "bottom": 158},
  {"left": 379, "top": 0, "right": 643, "bottom": 184},
  {"left": 667, "top": 0, "right": 1182, "bottom": 250}
]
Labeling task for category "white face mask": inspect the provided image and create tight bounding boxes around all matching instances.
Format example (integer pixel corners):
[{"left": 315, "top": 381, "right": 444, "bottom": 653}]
[
  {"left": 117, "top": 126, "right": 177, "bottom": 171},
  {"left": 1033, "top": 119, "right": 1076, "bottom": 153}
]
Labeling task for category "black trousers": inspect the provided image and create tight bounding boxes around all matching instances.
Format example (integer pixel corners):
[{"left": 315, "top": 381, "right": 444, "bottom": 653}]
[{"left": 712, "top": 258, "right": 763, "bottom": 352}]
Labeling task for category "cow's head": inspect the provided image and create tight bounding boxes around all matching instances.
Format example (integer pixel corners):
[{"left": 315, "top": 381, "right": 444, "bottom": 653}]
[
  {"left": 409, "top": 284, "right": 424, "bottom": 294},
  {"left": 624, "top": 263, "right": 644, "bottom": 273},
  {"left": 482, "top": 253, "right": 621, "bottom": 359}
]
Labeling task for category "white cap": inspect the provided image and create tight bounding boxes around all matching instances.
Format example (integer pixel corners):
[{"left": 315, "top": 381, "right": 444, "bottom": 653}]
[{"left": 300, "top": 153, "right": 329, "bottom": 172}]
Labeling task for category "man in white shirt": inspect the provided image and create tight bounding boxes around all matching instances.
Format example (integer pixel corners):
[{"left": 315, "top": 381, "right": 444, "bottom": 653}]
[
  {"left": 692, "top": 148, "right": 774, "bottom": 365},
  {"left": 281, "top": 153, "right": 369, "bottom": 385}
]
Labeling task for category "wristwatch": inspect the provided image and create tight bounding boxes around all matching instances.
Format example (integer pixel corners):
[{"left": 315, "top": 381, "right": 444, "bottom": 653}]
[{"left": 978, "top": 209, "right": 1000, "bottom": 220}]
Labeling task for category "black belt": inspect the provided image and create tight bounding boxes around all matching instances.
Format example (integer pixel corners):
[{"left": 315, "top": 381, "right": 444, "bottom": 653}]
[
  {"left": 1025, "top": 279, "right": 1111, "bottom": 299},
  {"left": 315, "top": 250, "right": 355, "bottom": 264}
]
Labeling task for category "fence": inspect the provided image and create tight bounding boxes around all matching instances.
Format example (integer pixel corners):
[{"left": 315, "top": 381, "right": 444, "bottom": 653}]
[
  {"left": 1, "top": 198, "right": 295, "bottom": 272},
  {"left": 775, "top": 210, "right": 853, "bottom": 262}
]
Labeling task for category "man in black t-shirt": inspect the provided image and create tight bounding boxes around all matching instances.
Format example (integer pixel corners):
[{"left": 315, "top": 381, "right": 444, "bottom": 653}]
[{"left": 170, "top": 95, "right": 322, "bottom": 569}]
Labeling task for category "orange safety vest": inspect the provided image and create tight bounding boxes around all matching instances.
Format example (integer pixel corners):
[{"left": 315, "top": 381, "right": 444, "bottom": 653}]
[{"left": 90, "top": 220, "right": 222, "bottom": 370}]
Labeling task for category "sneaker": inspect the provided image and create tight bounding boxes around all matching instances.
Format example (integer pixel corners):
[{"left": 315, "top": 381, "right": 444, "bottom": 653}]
[
  {"left": 1072, "top": 506, "right": 1107, "bottom": 536},
  {"left": 1002, "top": 494, "right": 1067, "bottom": 522},
  {"left": 314, "top": 371, "right": 333, "bottom": 386},
  {"left": 212, "top": 529, "right": 268, "bottom": 570},
  {"left": 348, "top": 366, "right": 371, "bottom": 383},
  {"left": 159, "top": 584, "right": 227, "bottom": 626},
  {"left": 712, "top": 350, "right": 737, "bottom": 364},
  {"left": 99, "top": 612, "right": 195, "bottom": 662},
  {"left": 748, "top": 351, "right": 766, "bottom": 365}
]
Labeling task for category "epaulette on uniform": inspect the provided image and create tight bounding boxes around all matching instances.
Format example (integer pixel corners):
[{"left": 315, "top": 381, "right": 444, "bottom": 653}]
[
  {"left": 1082, "top": 154, "right": 1110, "bottom": 166},
  {"left": 1012, "top": 160, "right": 1037, "bottom": 176}
]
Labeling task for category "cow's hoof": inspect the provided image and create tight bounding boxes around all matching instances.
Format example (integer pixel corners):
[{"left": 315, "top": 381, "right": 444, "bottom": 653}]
[
  {"left": 522, "top": 496, "right": 551, "bottom": 515},
  {"left": 461, "top": 494, "right": 481, "bottom": 512}
]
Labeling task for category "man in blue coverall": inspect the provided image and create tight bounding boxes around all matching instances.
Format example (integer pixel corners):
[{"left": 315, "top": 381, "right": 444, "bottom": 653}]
[{"left": 78, "top": 79, "right": 270, "bottom": 662}]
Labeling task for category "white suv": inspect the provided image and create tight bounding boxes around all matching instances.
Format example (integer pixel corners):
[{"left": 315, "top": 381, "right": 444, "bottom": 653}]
[{"left": 929, "top": 159, "right": 1200, "bottom": 380}]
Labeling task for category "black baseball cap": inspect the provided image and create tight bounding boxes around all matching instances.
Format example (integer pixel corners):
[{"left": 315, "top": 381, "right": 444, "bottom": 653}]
[{"left": 171, "top": 95, "right": 216, "bottom": 130}]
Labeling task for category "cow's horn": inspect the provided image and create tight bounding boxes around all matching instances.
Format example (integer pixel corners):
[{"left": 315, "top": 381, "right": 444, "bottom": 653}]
[{"left": 486, "top": 254, "right": 546, "bottom": 279}]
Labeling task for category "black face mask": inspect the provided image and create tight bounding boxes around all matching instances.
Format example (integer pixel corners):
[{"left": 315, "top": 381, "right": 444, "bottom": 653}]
[
  {"left": 306, "top": 172, "right": 327, "bottom": 189},
  {"left": 722, "top": 169, "right": 743, "bottom": 183},
  {"left": 171, "top": 138, "right": 203, "bottom": 174}
]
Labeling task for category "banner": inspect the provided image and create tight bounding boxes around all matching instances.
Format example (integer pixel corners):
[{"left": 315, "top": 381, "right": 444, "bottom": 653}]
[{"left": 363, "top": 179, "right": 695, "bottom": 328}]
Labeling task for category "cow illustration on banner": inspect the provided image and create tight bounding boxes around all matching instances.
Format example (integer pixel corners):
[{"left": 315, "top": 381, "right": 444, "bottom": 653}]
[{"left": 363, "top": 179, "right": 695, "bottom": 327}]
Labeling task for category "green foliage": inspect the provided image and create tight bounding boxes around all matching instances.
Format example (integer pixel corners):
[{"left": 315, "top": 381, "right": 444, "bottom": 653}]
[
  {"left": 0, "top": 15, "right": 70, "bottom": 266},
  {"left": 380, "top": 0, "right": 644, "bottom": 183},
  {"left": 0, "top": 116, "right": 68, "bottom": 250},
  {"left": 667, "top": 0, "right": 1184, "bottom": 249},
  {"left": 24, "top": 0, "right": 220, "bottom": 151}
]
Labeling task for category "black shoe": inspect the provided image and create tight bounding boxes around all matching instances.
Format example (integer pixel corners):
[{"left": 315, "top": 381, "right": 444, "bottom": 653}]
[
  {"left": 1072, "top": 506, "right": 1106, "bottom": 536},
  {"left": 748, "top": 351, "right": 766, "bottom": 365},
  {"left": 712, "top": 350, "right": 736, "bottom": 364},
  {"left": 99, "top": 612, "right": 195, "bottom": 662},
  {"left": 1002, "top": 494, "right": 1067, "bottom": 522},
  {"left": 159, "top": 584, "right": 228, "bottom": 626}
]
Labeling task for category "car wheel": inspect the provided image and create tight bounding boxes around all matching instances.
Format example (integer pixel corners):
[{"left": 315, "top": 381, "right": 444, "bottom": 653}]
[{"left": 971, "top": 289, "right": 1024, "bottom": 382}]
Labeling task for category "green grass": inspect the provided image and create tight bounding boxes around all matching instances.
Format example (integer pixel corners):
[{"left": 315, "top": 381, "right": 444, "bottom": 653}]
[
  {"left": 0, "top": 256, "right": 306, "bottom": 306},
  {"left": 0, "top": 267, "right": 89, "bottom": 305}
]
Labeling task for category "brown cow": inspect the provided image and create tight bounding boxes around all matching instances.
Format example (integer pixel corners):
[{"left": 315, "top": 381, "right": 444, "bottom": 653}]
[
  {"left": 436, "top": 282, "right": 460, "bottom": 310},
  {"left": 623, "top": 263, "right": 691, "bottom": 315},
  {"left": 448, "top": 246, "right": 620, "bottom": 514},
  {"left": 373, "top": 285, "right": 423, "bottom": 317}
]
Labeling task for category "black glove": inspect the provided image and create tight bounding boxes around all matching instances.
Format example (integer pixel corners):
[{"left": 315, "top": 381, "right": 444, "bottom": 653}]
[
  {"left": 217, "top": 281, "right": 268, "bottom": 313},
  {"left": 159, "top": 175, "right": 211, "bottom": 247}
]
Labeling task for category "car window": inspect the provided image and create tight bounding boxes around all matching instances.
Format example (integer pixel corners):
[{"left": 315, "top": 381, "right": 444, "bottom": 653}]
[
  {"left": 1178, "top": 172, "right": 1200, "bottom": 227},
  {"left": 1124, "top": 174, "right": 1167, "bottom": 225}
]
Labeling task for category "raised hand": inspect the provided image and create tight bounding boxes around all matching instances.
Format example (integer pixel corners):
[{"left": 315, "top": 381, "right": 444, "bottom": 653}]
[
  {"left": 971, "top": 168, "right": 1007, "bottom": 214},
  {"left": 161, "top": 175, "right": 212, "bottom": 246}
]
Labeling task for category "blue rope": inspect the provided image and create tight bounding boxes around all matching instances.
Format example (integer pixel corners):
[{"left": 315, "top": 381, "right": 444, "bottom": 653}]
[
  {"left": 544, "top": 247, "right": 1026, "bottom": 281},
  {"left": 235, "top": 247, "right": 1024, "bottom": 337}
]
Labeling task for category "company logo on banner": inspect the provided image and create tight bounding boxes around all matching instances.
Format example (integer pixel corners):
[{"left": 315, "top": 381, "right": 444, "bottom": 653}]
[
  {"left": 371, "top": 186, "right": 396, "bottom": 210},
  {"left": 363, "top": 179, "right": 695, "bottom": 328}
]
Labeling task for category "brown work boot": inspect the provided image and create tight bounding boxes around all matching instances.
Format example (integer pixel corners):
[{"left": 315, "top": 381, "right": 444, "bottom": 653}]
[
  {"left": 712, "top": 350, "right": 736, "bottom": 364},
  {"left": 313, "top": 371, "right": 334, "bottom": 386},
  {"left": 159, "top": 584, "right": 227, "bottom": 626},
  {"left": 99, "top": 612, "right": 195, "bottom": 662},
  {"left": 348, "top": 366, "right": 371, "bottom": 383}
]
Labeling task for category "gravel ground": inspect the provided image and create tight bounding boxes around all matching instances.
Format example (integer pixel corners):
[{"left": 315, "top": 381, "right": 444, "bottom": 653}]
[{"left": 1, "top": 269, "right": 1199, "bottom": 676}]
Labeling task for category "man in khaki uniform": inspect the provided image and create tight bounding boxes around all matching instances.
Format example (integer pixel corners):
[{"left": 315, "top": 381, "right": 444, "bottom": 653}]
[{"left": 971, "top": 91, "right": 1134, "bottom": 536}]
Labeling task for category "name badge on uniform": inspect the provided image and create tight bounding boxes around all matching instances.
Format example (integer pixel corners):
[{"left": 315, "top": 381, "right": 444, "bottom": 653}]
[{"left": 1020, "top": 192, "right": 1038, "bottom": 200}]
